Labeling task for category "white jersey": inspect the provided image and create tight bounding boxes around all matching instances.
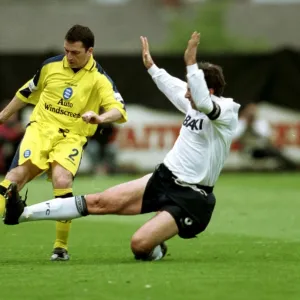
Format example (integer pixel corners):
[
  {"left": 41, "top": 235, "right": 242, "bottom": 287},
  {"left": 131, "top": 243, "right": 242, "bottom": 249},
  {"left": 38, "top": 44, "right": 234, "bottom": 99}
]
[{"left": 148, "top": 64, "right": 240, "bottom": 187}]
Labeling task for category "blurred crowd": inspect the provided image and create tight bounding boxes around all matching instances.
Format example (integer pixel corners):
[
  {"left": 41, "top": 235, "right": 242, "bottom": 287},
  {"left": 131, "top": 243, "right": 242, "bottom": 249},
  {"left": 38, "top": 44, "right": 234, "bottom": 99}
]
[
  {"left": 0, "top": 102, "right": 24, "bottom": 174},
  {"left": 233, "top": 103, "right": 298, "bottom": 171}
]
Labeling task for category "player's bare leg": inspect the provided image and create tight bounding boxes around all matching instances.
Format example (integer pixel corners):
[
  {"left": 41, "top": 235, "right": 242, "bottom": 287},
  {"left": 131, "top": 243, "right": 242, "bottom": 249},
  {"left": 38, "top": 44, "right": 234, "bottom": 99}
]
[
  {"left": 50, "top": 161, "right": 74, "bottom": 261},
  {"left": 4, "top": 173, "right": 153, "bottom": 226},
  {"left": 5, "top": 160, "right": 42, "bottom": 191},
  {"left": 131, "top": 211, "right": 178, "bottom": 261},
  {"left": 86, "top": 174, "right": 152, "bottom": 215},
  {"left": 0, "top": 160, "right": 42, "bottom": 217}
]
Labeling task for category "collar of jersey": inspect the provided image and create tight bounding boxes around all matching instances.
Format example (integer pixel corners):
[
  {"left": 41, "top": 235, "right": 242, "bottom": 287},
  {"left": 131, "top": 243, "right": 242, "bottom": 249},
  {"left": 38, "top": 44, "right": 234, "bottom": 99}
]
[{"left": 63, "top": 55, "right": 95, "bottom": 71}]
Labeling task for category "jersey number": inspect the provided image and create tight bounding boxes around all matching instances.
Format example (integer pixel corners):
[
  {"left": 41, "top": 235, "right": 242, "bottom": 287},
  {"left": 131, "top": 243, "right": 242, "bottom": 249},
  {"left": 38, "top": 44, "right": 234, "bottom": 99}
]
[{"left": 68, "top": 148, "right": 79, "bottom": 161}]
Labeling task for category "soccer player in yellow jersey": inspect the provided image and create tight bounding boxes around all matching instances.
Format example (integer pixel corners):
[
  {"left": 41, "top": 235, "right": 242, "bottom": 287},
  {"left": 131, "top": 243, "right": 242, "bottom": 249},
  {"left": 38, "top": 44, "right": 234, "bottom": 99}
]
[{"left": 0, "top": 25, "right": 127, "bottom": 260}]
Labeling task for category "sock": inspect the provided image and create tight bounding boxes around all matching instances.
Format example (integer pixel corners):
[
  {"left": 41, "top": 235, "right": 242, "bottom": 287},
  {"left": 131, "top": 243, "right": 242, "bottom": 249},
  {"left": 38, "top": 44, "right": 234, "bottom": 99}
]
[
  {"left": 0, "top": 179, "right": 12, "bottom": 216},
  {"left": 53, "top": 189, "right": 73, "bottom": 251},
  {"left": 150, "top": 245, "right": 164, "bottom": 261},
  {"left": 135, "top": 245, "right": 163, "bottom": 261},
  {"left": 19, "top": 196, "right": 88, "bottom": 222}
]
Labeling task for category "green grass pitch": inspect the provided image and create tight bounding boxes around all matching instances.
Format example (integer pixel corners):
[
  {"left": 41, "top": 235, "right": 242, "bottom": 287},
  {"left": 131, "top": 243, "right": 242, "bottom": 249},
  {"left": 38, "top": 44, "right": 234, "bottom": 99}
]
[{"left": 0, "top": 172, "right": 299, "bottom": 300}]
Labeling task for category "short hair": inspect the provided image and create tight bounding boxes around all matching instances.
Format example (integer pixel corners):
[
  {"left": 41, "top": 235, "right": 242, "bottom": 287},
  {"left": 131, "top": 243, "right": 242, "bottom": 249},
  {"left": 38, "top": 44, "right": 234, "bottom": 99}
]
[
  {"left": 198, "top": 62, "right": 226, "bottom": 97},
  {"left": 65, "top": 25, "right": 95, "bottom": 50}
]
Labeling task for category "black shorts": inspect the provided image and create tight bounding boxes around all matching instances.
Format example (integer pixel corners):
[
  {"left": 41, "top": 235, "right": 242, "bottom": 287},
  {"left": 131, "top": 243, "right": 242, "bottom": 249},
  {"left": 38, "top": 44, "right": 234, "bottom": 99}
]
[{"left": 141, "top": 163, "right": 216, "bottom": 239}]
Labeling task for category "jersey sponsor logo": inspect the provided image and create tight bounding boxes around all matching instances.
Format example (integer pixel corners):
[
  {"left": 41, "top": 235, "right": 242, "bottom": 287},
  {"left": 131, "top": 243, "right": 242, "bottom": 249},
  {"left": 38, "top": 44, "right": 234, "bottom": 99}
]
[
  {"left": 183, "top": 115, "right": 204, "bottom": 131},
  {"left": 57, "top": 99, "right": 73, "bottom": 108},
  {"left": 63, "top": 87, "right": 73, "bottom": 100},
  {"left": 44, "top": 103, "right": 80, "bottom": 118},
  {"left": 24, "top": 149, "right": 31, "bottom": 158}
]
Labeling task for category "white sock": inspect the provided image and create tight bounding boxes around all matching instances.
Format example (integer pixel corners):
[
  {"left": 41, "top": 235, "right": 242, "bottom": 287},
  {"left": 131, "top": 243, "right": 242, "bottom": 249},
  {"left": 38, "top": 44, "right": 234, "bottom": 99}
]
[
  {"left": 150, "top": 245, "right": 163, "bottom": 261},
  {"left": 19, "top": 196, "right": 86, "bottom": 223}
]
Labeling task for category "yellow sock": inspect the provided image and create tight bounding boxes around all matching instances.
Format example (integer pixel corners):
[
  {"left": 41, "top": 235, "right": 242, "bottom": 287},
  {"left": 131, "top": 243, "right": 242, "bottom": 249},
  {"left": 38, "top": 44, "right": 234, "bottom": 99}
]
[
  {"left": 54, "top": 220, "right": 72, "bottom": 250},
  {"left": 53, "top": 188, "right": 73, "bottom": 251},
  {"left": 0, "top": 179, "right": 12, "bottom": 216}
]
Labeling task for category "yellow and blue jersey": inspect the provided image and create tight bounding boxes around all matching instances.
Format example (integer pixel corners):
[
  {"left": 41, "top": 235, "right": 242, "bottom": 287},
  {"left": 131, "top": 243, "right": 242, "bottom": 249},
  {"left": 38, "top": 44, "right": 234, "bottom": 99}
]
[{"left": 17, "top": 55, "right": 127, "bottom": 137}]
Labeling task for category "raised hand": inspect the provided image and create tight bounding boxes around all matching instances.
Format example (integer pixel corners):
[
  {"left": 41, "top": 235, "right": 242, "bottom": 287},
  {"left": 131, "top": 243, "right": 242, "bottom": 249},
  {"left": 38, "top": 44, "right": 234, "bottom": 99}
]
[
  {"left": 140, "top": 36, "right": 154, "bottom": 69},
  {"left": 184, "top": 31, "right": 200, "bottom": 66}
]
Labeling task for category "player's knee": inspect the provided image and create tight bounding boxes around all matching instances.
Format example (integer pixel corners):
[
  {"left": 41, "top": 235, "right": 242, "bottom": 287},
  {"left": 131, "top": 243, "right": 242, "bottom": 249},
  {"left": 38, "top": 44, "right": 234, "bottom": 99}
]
[
  {"left": 130, "top": 233, "right": 153, "bottom": 256},
  {"left": 52, "top": 174, "right": 73, "bottom": 189}
]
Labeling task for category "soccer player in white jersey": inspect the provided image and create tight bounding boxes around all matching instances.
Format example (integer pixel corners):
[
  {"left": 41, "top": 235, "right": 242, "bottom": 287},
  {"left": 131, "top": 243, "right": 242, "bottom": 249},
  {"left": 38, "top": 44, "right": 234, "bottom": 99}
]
[{"left": 4, "top": 32, "right": 240, "bottom": 261}]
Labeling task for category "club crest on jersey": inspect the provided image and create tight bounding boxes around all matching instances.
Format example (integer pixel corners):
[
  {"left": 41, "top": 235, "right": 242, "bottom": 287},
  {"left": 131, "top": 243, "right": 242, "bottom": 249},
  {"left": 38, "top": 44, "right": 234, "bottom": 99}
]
[
  {"left": 63, "top": 87, "right": 73, "bottom": 100},
  {"left": 24, "top": 149, "right": 31, "bottom": 158}
]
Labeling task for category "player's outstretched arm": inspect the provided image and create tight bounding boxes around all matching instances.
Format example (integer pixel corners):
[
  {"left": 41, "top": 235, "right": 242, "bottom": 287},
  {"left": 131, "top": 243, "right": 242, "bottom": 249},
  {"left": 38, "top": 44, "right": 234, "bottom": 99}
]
[
  {"left": 141, "top": 36, "right": 189, "bottom": 114},
  {"left": 184, "top": 32, "right": 216, "bottom": 115},
  {"left": 0, "top": 95, "right": 27, "bottom": 124},
  {"left": 82, "top": 108, "right": 122, "bottom": 125},
  {"left": 184, "top": 31, "right": 200, "bottom": 66}
]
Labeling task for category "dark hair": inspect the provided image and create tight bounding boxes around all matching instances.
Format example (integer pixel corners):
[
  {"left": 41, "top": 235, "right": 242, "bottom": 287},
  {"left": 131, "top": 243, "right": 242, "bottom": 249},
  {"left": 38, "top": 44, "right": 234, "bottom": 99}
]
[
  {"left": 65, "top": 25, "right": 95, "bottom": 50},
  {"left": 198, "top": 62, "right": 226, "bottom": 97}
]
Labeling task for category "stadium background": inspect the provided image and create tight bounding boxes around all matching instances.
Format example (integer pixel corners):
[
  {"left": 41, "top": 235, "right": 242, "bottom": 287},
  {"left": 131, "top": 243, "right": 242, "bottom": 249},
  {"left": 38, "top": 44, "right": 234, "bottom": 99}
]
[{"left": 0, "top": 1, "right": 299, "bottom": 300}]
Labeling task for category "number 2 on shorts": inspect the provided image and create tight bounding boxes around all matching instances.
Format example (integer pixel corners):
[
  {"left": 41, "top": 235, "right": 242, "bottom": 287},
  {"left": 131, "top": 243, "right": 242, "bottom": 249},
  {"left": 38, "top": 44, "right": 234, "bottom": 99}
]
[{"left": 68, "top": 148, "right": 79, "bottom": 161}]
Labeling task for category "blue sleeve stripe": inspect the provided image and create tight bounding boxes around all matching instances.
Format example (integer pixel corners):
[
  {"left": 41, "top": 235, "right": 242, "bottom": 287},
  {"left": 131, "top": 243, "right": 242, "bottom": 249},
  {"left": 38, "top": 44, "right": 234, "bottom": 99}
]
[
  {"left": 32, "top": 68, "right": 41, "bottom": 87},
  {"left": 96, "top": 62, "right": 119, "bottom": 93},
  {"left": 21, "top": 55, "right": 64, "bottom": 98},
  {"left": 19, "top": 87, "right": 32, "bottom": 99},
  {"left": 42, "top": 54, "right": 64, "bottom": 67}
]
